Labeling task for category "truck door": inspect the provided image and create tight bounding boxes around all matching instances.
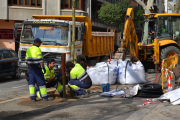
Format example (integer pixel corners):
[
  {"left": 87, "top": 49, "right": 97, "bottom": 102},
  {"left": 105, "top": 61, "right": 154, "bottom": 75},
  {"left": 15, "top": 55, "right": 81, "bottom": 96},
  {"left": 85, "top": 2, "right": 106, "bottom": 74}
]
[
  {"left": 2, "top": 50, "right": 13, "bottom": 74},
  {"left": 0, "top": 50, "right": 6, "bottom": 77},
  {"left": 75, "top": 27, "right": 83, "bottom": 56}
]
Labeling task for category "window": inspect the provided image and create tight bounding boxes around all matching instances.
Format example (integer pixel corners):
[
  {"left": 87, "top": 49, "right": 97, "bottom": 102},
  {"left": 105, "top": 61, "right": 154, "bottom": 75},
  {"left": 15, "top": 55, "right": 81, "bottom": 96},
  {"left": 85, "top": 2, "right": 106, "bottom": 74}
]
[
  {"left": 171, "top": 17, "right": 180, "bottom": 42},
  {"left": 10, "top": 50, "right": 18, "bottom": 57},
  {"left": 61, "top": 0, "right": 85, "bottom": 10},
  {"left": 157, "top": 17, "right": 171, "bottom": 39},
  {"left": 3, "top": 51, "right": 12, "bottom": 59},
  {"left": 8, "top": 0, "right": 42, "bottom": 7},
  {"left": 19, "top": 0, "right": 23, "bottom": 5},
  {"left": 22, "top": 25, "right": 69, "bottom": 46}
]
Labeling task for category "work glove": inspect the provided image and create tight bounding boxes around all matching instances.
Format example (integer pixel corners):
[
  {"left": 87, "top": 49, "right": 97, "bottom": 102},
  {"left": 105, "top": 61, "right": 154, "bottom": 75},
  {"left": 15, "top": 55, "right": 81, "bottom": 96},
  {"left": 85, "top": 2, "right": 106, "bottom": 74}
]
[
  {"left": 42, "top": 67, "right": 46, "bottom": 74},
  {"left": 55, "top": 73, "right": 60, "bottom": 78},
  {"left": 55, "top": 73, "right": 61, "bottom": 82}
]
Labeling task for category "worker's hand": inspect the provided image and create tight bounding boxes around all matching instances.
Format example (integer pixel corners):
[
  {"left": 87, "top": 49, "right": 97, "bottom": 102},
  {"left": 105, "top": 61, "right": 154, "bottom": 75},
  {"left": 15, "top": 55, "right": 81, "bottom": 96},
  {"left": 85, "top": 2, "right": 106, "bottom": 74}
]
[
  {"left": 55, "top": 73, "right": 60, "bottom": 78},
  {"left": 42, "top": 67, "right": 46, "bottom": 74}
]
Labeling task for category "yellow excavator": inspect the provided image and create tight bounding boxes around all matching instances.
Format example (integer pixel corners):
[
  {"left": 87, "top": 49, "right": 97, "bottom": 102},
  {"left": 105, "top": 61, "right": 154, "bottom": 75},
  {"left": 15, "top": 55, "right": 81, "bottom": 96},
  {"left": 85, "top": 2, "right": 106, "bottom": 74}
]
[{"left": 115, "top": 8, "right": 180, "bottom": 70}]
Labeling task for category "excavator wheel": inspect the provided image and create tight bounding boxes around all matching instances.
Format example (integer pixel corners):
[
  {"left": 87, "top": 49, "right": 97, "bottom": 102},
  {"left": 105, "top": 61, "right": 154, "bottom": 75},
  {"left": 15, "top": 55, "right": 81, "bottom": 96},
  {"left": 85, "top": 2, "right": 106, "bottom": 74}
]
[{"left": 160, "top": 46, "right": 180, "bottom": 65}]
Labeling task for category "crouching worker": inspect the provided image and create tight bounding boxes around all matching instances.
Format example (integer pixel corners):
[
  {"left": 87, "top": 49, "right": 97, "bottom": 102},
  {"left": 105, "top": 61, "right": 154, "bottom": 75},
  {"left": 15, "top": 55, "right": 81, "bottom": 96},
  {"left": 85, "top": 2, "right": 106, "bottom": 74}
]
[
  {"left": 65, "top": 61, "right": 92, "bottom": 97},
  {"left": 36, "top": 59, "right": 63, "bottom": 99}
]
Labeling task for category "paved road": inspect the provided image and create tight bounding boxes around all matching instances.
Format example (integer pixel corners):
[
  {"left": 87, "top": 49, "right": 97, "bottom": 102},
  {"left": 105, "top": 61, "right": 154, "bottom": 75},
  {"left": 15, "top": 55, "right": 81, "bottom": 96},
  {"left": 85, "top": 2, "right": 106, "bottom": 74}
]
[
  {"left": 0, "top": 74, "right": 29, "bottom": 101},
  {"left": 0, "top": 73, "right": 176, "bottom": 120}
]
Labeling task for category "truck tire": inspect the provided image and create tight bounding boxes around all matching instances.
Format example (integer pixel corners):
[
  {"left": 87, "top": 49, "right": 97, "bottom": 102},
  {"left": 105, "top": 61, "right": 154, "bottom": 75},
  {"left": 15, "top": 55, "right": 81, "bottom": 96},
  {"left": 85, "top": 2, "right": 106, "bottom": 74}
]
[
  {"left": 160, "top": 46, "right": 180, "bottom": 64},
  {"left": 100, "top": 55, "right": 110, "bottom": 62},
  {"left": 11, "top": 67, "right": 21, "bottom": 79}
]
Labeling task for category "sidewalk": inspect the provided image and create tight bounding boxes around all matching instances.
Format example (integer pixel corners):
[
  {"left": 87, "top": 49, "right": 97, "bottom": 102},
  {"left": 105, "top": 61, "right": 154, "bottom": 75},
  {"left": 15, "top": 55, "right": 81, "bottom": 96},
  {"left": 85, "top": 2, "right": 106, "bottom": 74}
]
[{"left": 0, "top": 73, "right": 179, "bottom": 120}]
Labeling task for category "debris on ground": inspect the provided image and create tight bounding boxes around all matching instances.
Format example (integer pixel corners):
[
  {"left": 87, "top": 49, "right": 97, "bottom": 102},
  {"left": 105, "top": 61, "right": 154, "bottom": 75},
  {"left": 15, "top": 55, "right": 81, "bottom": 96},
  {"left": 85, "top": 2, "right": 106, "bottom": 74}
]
[{"left": 159, "top": 88, "right": 180, "bottom": 105}]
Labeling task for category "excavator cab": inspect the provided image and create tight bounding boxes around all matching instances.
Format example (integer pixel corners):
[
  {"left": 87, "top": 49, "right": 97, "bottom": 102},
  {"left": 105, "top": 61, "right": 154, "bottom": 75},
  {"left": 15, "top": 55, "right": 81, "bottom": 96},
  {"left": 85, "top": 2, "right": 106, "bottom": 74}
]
[
  {"left": 116, "top": 8, "right": 180, "bottom": 70},
  {"left": 142, "top": 15, "right": 180, "bottom": 45},
  {"left": 141, "top": 18, "right": 157, "bottom": 45}
]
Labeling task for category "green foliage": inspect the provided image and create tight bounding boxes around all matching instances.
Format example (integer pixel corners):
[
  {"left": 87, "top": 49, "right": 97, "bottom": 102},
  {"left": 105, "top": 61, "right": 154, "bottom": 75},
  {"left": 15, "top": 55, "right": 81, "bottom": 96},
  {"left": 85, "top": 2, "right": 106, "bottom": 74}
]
[
  {"left": 98, "top": 0, "right": 144, "bottom": 31},
  {"left": 134, "top": 7, "right": 144, "bottom": 28},
  {"left": 98, "top": 0, "right": 132, "bottom": 31}
]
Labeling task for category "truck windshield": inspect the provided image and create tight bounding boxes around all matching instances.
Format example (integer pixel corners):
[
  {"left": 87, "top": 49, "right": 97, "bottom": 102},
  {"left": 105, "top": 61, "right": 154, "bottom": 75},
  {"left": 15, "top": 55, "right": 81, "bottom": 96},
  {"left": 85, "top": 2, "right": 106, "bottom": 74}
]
[{"left": 21, "top": 25, "right": 68, "bottom": 46}]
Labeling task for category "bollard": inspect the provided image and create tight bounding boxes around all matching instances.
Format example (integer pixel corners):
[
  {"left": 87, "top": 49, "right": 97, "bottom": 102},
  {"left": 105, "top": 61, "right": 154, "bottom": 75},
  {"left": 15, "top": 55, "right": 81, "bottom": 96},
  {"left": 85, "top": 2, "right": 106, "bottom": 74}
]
[{"left": 61, "top": 53, "right": 66, "bottom": 98}]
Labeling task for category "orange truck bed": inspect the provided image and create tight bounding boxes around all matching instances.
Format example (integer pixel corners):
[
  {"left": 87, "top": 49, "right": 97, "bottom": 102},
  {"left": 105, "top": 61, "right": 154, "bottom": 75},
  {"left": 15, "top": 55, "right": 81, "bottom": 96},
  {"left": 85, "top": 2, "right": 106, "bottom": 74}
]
[{"left": 83, "top": 32, "right": 115, "bottom": 57}]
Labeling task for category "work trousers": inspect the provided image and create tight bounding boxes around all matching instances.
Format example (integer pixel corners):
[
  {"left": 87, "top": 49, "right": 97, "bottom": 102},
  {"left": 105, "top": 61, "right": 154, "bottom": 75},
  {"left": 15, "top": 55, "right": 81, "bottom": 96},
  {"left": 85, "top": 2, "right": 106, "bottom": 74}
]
[
  {"left": 68, "top": 80, "right": 91, "bottom": 96},
  {"left": 28, "top": 69, "right": 48, "bottom": 100},
  {"left": 36, "top": 81, "right": 63, "bottom": 98}
]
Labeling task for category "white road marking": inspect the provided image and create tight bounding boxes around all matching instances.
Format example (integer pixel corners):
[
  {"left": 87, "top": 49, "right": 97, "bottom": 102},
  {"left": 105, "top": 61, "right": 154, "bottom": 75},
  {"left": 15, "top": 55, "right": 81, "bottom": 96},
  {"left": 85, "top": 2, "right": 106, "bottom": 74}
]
[
  {"left": 12, "top": 85, "right": 27, "bottom": 89},
  {"left": 0, "top": 97, "right": 25, "bottom": 104}
]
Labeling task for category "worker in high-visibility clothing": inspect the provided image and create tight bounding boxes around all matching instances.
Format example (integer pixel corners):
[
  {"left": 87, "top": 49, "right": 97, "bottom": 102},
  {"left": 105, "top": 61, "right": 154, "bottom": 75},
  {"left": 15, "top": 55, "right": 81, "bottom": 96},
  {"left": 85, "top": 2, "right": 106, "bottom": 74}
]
[
  {"left": 26, "top": 38, "right": 52, "bottom": 101},
  {"left": 36, "top": 59, "right": 63, "bottom": 98},
  {"left": 65, "top": 61, "right": 92, "bottom": 97}
]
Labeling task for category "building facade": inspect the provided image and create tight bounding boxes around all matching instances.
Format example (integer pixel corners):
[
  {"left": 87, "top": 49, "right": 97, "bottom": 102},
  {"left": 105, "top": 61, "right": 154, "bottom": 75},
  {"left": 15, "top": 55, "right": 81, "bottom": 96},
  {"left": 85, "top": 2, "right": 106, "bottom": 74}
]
[{"left": 0, "top": 0, "right": 118, "bottom": 52}]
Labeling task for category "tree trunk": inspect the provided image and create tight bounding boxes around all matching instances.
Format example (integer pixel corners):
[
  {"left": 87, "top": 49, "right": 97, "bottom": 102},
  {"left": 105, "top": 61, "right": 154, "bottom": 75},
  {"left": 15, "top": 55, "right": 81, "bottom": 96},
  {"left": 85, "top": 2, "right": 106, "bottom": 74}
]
[
  {"left": 167, "top": 0, "right": 179, "bottom": 13},
  {"left": 175, "top": 0, "right": 180, "bottom": 13},
  {"left": 71, "top": 0, "right": 76, "bottom": 62},
  {"left": 135, "top": 0, "right": 154, "bottom": 14},
  {"left": 135, "top": 0, "right": 154, "bottom": 42},
  {"left": 168, "top": 2, "right": 174, "bottom": 13},
  {"left": 161, "top": 0, "right": 165, "bottom": 13}
]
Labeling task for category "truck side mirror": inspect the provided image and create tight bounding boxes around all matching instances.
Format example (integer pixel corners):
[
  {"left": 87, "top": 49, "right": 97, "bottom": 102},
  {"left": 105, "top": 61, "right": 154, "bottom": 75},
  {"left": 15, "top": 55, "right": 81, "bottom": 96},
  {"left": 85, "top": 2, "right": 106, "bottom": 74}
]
[
  {"left": 14, "top": 24, "right": 18, "bottom": 39},
  {"left": 78, "top": 30, "right": 83, "bottom": 41}
]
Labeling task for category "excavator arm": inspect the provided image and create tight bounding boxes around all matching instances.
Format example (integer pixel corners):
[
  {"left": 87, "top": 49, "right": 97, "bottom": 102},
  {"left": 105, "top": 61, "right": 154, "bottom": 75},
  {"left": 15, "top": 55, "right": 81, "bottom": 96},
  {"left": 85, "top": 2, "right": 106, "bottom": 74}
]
[{"left": 115, "top": 8, "right": 139, "bottom": 62}]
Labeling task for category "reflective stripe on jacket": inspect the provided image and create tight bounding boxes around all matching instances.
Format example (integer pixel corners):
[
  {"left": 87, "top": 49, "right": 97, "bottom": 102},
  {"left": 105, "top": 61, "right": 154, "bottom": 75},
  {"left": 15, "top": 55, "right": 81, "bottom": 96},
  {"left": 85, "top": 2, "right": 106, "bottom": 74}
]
[
  {"left": 43, "top": 66, "right": 55, "bottom": 79},
  {"left": 25, "top": 45, "right": 43, "bottom": 65},
  {"left": 70, "top": 63, "right": 92, "bottom": 85}
]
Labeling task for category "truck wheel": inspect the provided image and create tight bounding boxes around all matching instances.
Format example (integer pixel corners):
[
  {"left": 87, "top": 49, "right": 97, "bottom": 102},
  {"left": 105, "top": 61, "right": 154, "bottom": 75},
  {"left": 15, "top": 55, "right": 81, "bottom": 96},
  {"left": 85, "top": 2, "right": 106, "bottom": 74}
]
[
  {"left": 160, "top": 46, "right": 180, "bottom": 64},
  {"left": 11, "top": 67, "right": 21, "bottom": 79},
  {"left": 99, "top": 55, "right": 109, "bottom": 62}
]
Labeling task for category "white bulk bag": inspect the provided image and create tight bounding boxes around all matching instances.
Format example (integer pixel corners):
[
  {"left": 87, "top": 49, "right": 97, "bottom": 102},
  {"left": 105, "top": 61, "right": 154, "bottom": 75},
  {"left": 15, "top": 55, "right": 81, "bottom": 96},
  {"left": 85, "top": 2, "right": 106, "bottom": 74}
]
[
  {"left": 118, "top": 60, "right": 146, "bottom": 84},
  {"left": 87, "top": 62, "right": 118, "bottom": 85}
]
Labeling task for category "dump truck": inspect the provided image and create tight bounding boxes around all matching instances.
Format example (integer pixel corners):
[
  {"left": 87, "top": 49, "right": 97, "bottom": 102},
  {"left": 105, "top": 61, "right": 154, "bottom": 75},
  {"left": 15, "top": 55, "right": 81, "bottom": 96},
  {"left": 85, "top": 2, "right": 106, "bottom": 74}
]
[
  {"left": 115, "top": 8, "right": 180, "bottom": 70},
  {"left": 14, "top": 15, "right": 115, "bottom": 80}
]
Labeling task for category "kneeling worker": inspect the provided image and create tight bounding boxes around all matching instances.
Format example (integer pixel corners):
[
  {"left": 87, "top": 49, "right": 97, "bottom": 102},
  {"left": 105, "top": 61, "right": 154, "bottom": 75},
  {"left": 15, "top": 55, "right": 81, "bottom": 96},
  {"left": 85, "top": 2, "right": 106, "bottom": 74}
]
[
  {"left": 36, "top": 59, "right": 63, "bottom": 99},
  {"left": 65, "top": 61, "right": 92, "bottom": 97}
]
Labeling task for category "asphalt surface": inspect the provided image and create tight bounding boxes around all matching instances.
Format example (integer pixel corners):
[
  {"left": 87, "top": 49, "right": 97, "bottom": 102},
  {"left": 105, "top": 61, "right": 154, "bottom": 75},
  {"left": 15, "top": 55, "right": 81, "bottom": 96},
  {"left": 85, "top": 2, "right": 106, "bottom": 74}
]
[
  {"left": 0, "top": 71, "right": 178, "bottom": 120},
  {"left": 0, "top": 73, "right": 29, "bottom": 101}
]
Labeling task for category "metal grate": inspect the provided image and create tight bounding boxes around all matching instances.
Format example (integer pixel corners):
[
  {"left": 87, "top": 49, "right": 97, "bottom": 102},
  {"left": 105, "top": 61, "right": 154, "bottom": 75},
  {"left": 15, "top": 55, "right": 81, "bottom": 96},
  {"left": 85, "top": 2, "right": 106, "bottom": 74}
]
[{"left": 20, "top": 51, "right": 62, "bottom": 63}]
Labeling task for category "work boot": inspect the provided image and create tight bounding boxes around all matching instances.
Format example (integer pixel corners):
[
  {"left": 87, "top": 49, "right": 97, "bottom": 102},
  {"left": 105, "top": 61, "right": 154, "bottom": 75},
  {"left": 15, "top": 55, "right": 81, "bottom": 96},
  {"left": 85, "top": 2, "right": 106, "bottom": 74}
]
[
  {"left": 43, "top": 97, "right": 54, "bottom": 101},
  {"left": 82, "top": 91, "right": 88, "bottom": 98},
  {"left": 31, "top": 99, "right": 36, "bottom": 102}
]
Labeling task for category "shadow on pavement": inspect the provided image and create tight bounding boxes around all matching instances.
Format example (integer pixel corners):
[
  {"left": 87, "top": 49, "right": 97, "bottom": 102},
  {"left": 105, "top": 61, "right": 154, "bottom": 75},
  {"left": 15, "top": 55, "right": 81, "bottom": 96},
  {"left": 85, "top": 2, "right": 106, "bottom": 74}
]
[
  {"left": 1, "top": 94, "right": 141, "bottom": 120},
  {"left": 0, "top": 74, "right": 26, "bottom": 84}
]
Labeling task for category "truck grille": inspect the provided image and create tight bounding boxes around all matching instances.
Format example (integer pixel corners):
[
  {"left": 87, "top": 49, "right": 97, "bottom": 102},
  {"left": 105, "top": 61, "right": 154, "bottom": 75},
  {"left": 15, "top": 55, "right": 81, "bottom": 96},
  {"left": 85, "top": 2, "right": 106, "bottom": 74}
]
[{"left": 20, "top": 51, "right": 62, "bottom": 63}]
